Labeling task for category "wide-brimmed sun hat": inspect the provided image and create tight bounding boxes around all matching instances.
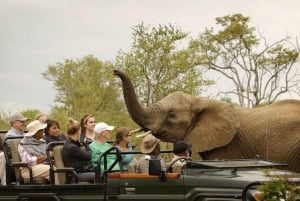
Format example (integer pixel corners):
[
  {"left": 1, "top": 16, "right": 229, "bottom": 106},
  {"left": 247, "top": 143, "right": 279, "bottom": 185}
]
[
  {"left": 25, "top": 120, "right": 47, "bottom": 137},
  {"left": 140, "top": 134, "right": 160, "bottom": 154}
]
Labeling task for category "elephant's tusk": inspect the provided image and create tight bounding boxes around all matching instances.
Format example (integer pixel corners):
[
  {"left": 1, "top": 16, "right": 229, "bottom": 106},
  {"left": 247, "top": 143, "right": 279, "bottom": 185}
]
[
  {"left": 135, "top": 130, "right": 152, "bottom": 138},
  {"left": 130, "top": 128, "right": 143, "bottom": 134}
]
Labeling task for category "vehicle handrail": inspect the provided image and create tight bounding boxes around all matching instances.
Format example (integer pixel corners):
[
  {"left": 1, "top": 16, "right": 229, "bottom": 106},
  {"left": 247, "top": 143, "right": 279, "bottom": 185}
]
[
  {"left": 0, "top": 130, "right": 28, "bottom": 134},
  {"left": 120, "top": 149, "right": 173, "bottom": 155},
  {"left": 95, "top": 146, "right": 123, "bottom": 183},
  {"left": 107, "top": 172, "right": 180, "bottom": 179}
]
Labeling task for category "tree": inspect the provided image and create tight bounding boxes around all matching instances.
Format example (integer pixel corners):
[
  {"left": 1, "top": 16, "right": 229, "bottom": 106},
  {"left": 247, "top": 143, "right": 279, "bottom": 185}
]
[
  {"left": 42, "top": 55, "right": 134, "bottom": 127},
  {"left": 21, "top": 109, "right": 42, "bottom": 122},
  {"left": 189, "top": 13, "right": 300, "bottom": 108},
  {"left": 48, "top": 105, "right": 69, "bottom": 133},
  {"left": 115, "top": 23, "right": 213, "bottom": 106},
  {"left": 0, "top": 110, "right": 10, "bottom": 130}
]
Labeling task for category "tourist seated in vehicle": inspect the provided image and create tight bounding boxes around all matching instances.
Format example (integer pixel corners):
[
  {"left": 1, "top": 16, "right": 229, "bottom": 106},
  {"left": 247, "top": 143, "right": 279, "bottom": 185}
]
[
  {"left": 112, "top": 127, "right": 135, "bottom": 171},
  {"left": 43, "top": 119, "right": 66, "bottom": 143},
  {"left": 80, "top": 114, "right": 96, "bottom": 144},
  {"left": 61, "top": 118, "right": 95, "bottom": 183},
  {"left": 136, "top": 134, "right": 166, "bottom": 173},
  {"left": 35, "top": 113, "right": 48, "bottom": 124},
  {"left": 168, "top": 141, "right": 192, "bottom": 173},
  {"left": 0, "top": 112, "right": 28, "bottom": 185},
  {"left": 18, "top": 120, "right": 50, "bottom": 182},
  {"left": 89, "top": 122, "right": 119, "bottom": 171}
]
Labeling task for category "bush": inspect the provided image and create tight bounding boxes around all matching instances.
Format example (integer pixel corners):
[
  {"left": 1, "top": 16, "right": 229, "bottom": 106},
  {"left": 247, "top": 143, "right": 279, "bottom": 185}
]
[{"left": 259, "top": 173, "right": 300, "bottom": 201}]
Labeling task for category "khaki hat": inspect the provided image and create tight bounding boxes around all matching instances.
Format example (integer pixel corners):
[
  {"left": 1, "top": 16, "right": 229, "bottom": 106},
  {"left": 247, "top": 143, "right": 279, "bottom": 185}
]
[
  {"left": 140, "top": 134, "right": 160, "bottom": 154},
  {"left": 25, "top": 120, "right": 47, "bottom": 137},
  {"left": 10, "top": 113, "right": 28, "bottom": 123}
]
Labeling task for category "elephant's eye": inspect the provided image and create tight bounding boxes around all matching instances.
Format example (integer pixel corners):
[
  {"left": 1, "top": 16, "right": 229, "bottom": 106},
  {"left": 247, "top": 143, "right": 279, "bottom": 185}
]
[{"left": 167, "top": 111, "right": 176, "bottom": 118}]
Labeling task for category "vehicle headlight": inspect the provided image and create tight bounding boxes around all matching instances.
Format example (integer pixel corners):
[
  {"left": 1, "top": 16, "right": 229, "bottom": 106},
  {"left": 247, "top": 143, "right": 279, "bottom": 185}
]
[
  {"left": 249, "top": 190, "right": 261, "bottom": 201},
  {"left": 250, "top": 190, "right": 297, "bottom": 201}
]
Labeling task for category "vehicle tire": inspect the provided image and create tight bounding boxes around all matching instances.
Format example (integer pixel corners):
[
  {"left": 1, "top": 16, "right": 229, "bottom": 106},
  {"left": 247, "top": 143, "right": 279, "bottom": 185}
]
[{"left": 241, "top": 181, "right": 261, "bottom": 201}]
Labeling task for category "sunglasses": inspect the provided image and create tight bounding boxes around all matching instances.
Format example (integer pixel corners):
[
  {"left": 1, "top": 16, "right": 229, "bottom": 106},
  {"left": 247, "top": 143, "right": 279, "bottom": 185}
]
[{"left": 16, "top": 120, "right": 25, "bottom": 123}]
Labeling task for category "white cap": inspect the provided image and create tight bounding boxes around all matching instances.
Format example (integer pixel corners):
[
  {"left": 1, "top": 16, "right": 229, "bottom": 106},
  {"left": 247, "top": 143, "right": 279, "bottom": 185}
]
[{"left": 94, "top": 122, "right": 114, "bottom": 134}]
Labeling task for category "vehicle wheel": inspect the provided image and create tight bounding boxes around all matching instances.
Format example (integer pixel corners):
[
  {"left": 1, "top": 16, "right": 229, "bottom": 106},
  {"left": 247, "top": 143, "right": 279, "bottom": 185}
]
[{"left": 241, "top": 181, "right": 261, "bottom": 201}]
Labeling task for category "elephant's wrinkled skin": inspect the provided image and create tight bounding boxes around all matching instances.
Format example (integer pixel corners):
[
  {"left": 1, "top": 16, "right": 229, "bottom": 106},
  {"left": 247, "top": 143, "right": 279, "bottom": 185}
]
[{"left": 113, "top": 70, "right": 300, "bottom": 172}]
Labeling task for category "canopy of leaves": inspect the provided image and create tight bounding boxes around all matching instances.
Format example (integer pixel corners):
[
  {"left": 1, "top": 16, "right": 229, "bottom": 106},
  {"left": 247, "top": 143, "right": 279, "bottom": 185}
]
[
  {"left": 115, "top": 23, "right": 213, "bottom": 106},
  {"left": 189, "top": 13, "right": 300, "bottom": 107},
  {"left": 0, "top": 110, "right": 10, "bottom": 130},
  {"left": 42, "top": 55, "right": 134, "bottom": 127}
]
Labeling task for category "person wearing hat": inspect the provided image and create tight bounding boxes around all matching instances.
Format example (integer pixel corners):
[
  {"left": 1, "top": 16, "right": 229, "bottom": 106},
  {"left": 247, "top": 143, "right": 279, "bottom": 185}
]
[
  {"left": 35, "top": 113, "right": 48, "bottom": 124},
  {"left": 0, "top": 112, "right": 28, "bottom": 185},
  {"left": 168, "top": 141, "right": 192, "bottom": 173},
  {"left": 89, "top": 122, "right": 119, "bottom": 171},
  {"left": 18, "top": 120, "right": 50, "bottom": 182},
  {"left": 62, "top": 118, "right": 95, "bottom": 183},
  {"left": 136, "top": 134, "right": 166, "bottom": 173},
  {"left": 4, "top": 112, "right": 28, "bottom": 139}
]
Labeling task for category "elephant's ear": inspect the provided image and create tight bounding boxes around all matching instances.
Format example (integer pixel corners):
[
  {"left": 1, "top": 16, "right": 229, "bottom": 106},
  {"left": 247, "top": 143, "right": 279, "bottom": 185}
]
[{"left": 185, "top": 98, "right": 240, "bottom": 153}]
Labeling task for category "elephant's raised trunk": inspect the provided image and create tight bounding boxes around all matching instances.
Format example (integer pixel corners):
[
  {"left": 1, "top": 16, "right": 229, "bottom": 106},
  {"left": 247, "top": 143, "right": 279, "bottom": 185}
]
[{"left": 113, "top": 70, "right": 149, "bottom": 127}]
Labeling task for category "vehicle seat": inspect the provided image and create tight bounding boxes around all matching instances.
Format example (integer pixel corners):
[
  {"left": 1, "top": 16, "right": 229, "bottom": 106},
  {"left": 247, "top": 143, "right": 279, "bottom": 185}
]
[
  {"left": 52, "top": 145, "right": 67, "bottom": 184},
  {"left": 171, "top": 165, "right": 183, "bottom": 174},
  {"left": 5, "top": 137, "right": 48, "bottom": 185},
  {"left": 47, "top": 142, "right": 79, "bottom": 184},
  {"left": 126, "top": 164, "right": 137, "bottom": 173},
  {"left": 0, "top": 132, "right": 6, "bottom": 151}
]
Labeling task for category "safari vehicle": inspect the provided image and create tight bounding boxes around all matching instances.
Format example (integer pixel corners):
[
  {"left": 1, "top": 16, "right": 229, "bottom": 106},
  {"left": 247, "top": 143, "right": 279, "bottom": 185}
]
[{"left": 0, "top": 134, "right": 300, "bottom": 201}]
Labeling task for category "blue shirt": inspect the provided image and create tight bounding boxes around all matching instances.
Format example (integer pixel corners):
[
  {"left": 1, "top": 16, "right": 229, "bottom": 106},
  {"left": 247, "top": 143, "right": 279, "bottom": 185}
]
[
  {"left": 5, "top": 128, "right": 24, "bottom": 138},
  {"left": 116, "top": 144, "right": 133, "bottom": 170},
  {"left": 4, "top": 128, "right": 24, "bottom": 147}
]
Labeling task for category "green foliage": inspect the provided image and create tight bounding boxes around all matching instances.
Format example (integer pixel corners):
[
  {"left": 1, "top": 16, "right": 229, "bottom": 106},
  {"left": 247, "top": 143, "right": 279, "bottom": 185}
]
[
  {"left": 0, "top": 120, "right": 9, "bottom": 131},
  {"left": 115, "top": 23, "right": 214, "bottom": 106},
  {"left": 48, "top": 105, "right": 69, "bottom": 133},
  {"left": 259, "top": 176, "right": 300, "bottom": 201},
  {"left": 189, "top": 13, "right": 300, "bottom": 108},
  {"left": 0, "top": 110, "right": 10, "bottom": 130},
  {"left": 42, "top": 55, "right": 134, "bottom": 128},
  {"left": 21, "top": 109, "right": 41, "bottom": 123}
]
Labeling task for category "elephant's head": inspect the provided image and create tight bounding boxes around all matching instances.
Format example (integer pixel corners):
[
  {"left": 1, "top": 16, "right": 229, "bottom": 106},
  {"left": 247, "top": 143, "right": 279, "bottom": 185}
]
[{"left": 113, "top": 70, "right": 240, "bottom": 153}]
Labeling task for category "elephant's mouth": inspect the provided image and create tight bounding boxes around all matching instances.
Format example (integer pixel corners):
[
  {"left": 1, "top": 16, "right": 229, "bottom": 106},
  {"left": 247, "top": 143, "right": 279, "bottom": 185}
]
[{"left": 154, "top": 131, "right": 175, "bottom": 142}]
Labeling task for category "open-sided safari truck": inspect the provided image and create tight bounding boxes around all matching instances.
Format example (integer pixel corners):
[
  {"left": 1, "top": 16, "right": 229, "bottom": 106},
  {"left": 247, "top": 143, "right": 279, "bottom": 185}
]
[{"left": 1, "top": 133, "right": 300, "bottom": 201}]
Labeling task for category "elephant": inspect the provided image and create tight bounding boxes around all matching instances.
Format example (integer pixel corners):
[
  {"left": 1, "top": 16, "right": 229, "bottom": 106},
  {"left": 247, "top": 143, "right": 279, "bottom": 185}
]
[{"left": 113, "top": 70, "right": 300, "bottom": 173}]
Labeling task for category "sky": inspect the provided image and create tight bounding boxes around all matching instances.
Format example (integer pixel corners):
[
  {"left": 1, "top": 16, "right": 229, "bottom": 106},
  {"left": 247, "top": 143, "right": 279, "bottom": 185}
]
[{"left": 0, "top": 0, "right": 299, "bottom": 114}]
